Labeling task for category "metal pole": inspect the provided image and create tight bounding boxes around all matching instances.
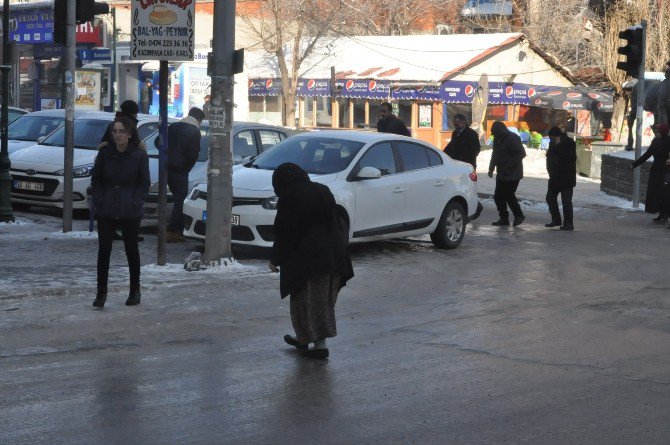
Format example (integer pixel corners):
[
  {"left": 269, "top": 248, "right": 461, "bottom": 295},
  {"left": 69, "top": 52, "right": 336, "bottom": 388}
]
[
  {"left": 203, "top": 0, "right": 235, "bottom": 264},
  {"left": 632, "top": 21, "right": 647, "bottom": 209},
  {"left": 0, "top": 0, "right": 14, "bottom": 223},
  {"left": 110, "top": 6, "right": 116, "bottom": 110},
  {"left": 63, "top": 0, "right": 76, "bottom": 232},
  {"left": 157, "top": 61, "right": 168, "bottom": 265}
]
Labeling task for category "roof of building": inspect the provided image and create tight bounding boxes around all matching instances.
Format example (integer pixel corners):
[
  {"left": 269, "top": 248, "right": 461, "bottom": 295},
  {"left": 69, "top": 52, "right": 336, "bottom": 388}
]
[{"left": 246, "top": 33, "right": 579, "bottom": 85}]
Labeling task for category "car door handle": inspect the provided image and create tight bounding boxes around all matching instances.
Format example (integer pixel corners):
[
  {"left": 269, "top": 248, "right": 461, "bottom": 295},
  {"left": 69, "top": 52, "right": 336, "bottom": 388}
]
[
  {"left": 393, "top": 187, "right": 404, "bottom": 193},
  {"left": 434, "top": 180, "right": 445, "bottom": 186}
]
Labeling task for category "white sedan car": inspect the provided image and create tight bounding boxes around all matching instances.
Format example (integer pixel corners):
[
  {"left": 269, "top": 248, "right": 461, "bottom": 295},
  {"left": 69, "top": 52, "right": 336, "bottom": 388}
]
[
  {"left": 10, "top": 112, "right": 162, "bottom": 210},
  {"left": 183, "top": 130, "right": 482, "bottom": 249}
]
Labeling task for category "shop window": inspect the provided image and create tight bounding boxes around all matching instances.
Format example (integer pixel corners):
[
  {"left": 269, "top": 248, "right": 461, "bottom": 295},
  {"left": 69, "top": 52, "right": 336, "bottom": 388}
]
[
  {"left": 445, "top": 103, "right": 473, "bottom": 130},
  {"left": 316, "top": 97, "right": 332, "bottom": 127},
  {"left": 397, "top": 101, "right": 412, "bottom": 127},
  {"left": 353, "top": 99, "right": 366, "bottom": 129},
  {"left": 249, "top": 96, "right": 264, "bottom": 112},
  {"left": 266, "top": 96, "right": 281, "bottom": 112},
  {"left": 338, "top": 98, "right": 351, "bottom": 128}
]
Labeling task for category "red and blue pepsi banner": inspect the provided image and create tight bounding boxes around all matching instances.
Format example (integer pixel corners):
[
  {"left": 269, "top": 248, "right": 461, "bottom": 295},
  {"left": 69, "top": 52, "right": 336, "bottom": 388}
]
[
  {"left": 248, "top": 78, "right": 283, "bottom": 96},
  {"left": 488, "top": 82, "right": 537, "bottom": 105},
  {"left": 392, "top": 83, "right": 442, "bottom": 101},
  {"left": 438, "top": 81, "right": 479, "bottom": 103},
  {"left": 297, "top": 78, "right": 391, "bottom": 99}
]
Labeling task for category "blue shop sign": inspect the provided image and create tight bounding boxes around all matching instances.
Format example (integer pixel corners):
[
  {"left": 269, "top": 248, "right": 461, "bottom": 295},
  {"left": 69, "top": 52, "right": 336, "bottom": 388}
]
[
  {"left": 248, "top": 78, "right": 283, "bottom": 96},
  {"left": 78, "top": 48, "right": 111, "bottom": 63},
  {"left": 6, "top": 7, "right": 54, "bottom": 44}
]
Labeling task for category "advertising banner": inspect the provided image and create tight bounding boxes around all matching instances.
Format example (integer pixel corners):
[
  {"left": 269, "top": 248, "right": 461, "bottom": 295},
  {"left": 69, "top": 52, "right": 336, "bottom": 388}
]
[
  {"left": 4, "top": 7, "right": 54, "bottom": 44},
  {"left": 439, "top": 81, "right": 479, "bottom": 103},
  {"left": 74, "top": 70, "right": 101, "bottom": 110},
  {"left": 249, "top": 78, "right": 283, "bottom": 96},
  {"left": 393, "top": 83, "right": 442, "bottom": 101},
  {"left": 131, "top": 0, "right": 195, "bottom": 61},
  {"left": 487, "top": 82, "right": 536, "bottom": 105}
]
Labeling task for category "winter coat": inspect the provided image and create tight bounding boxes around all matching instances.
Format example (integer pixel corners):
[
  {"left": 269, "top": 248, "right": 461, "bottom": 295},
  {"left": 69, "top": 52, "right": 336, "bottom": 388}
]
[
  {"left": 167, "top": 116, "right": 201, "bottom": 175},
  {"left": 488, "top": 128, "right": 526, "bottom": 181},
  {"left": 271, "top": 180, "right": 354, "bottom": 298},
  {"left": 91, "top": 141, "right": 150, "bottom": 220},
  {"left": 632, "top": 135, "right": 670, "bottom": 213},
  {"left": 377, "top": 115, "right": 411, "bottom": 137},
  {"left": 444, "top": 125, "right": 481, "bottom": 168},
  {"left": 546, "top": 133, "right": 577, "bottom": 190}
]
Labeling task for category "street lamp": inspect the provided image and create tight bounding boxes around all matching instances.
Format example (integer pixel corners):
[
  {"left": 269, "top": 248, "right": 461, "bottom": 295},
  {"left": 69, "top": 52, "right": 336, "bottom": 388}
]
[{"left": 0, "top": 0, "right": 15, "bottom": 223}]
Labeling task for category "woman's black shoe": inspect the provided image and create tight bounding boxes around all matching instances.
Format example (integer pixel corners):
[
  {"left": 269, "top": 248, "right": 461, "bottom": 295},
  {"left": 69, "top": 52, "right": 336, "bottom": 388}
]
[
  {"left": 545, "top": 221, "right": 561, "bottom": 227},
  {"left": 301, "top": 348, "right": 329, "bottom": 359},
  {"left": 93, "top": 287, "right": 107, "bottom": 308},
  {"left": 491, "top": 219, "right": 510, "bottom": 226},
  {"left": 284, "top": 335, "right": 308, "bottom": 350},
  {"left": 125, "top": 288, "right": 141, "bottom": 306}
]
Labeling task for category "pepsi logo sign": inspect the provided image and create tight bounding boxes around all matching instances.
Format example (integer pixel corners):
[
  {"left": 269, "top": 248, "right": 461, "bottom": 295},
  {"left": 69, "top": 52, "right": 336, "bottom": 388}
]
[
  {"left": 597, "top": 102, "right": 604, "bottom": 110},
  {"left": 527, "top": 88, "right": 536, "bottom": 97},
  {"left": 248, "top": 79, "right": 254, "bottom": 89},
  {"left": 307, "top": 79, "right": 316, "bottom": 91},
  {"left": 547, "top": 90, "right": 563, "bottom": 96},
  {"left": 566, "top": 92, "right": 582, "bottom": 99},
  {"left": 562, "top": 101, "right": 571, "bottom": 109},
  {"left": 345, "top": 80, "right": 354, "bottom": 90},
  {"left": 368, "top": 80, "right": 377, "bottom": 91},
  {"left": 265, "top": 79, "right": 273, "bottom": 89},
  {"left": 588, "top": 93, "right": 601, "bottom": 100},
  {"left": 505, "top": 86, "right": 513, "bottom": 97},
  {"left": 534, "top": 98, "right": 542, "bottom": 105},
  {"left": 464, "top": 84, "right": 475, "bottom": 97}
]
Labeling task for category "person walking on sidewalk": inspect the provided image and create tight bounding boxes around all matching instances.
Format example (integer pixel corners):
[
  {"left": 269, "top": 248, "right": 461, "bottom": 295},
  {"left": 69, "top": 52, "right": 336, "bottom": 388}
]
[
  {"left": 166, "top": 107, "right": 204, "bottom": 242},
  {"left": 632, "top": 123, "right": 670, "bottom": 224},
  {"left": 90, "top": 116, "right": 150, "bottom": 308},
  {"left": 140, "top": 79, "right": 153, "bottom": 114},
  {"left": 269, "top": 163, "right": 354, "bottom": 359},
  {"left": 376, "top": 102, "right": 411, "bottom": 137},
  {"left": 488, "top": 121, "right": 526, "bottom": 226},
  {"left": 443, "top": 113, "right": 480, "bottom": 168},
  {"left": 545, "top": 126, "right": 577, "bottom": 231}
]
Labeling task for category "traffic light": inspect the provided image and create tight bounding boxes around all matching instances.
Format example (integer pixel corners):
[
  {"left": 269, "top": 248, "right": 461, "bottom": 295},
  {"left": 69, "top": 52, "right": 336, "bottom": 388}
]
[
  {"left": 53, "top": 0, "right": 110, "bottom": 45},
  {"left": 616, "top": 26, "right": 644, "bottom": 78}
]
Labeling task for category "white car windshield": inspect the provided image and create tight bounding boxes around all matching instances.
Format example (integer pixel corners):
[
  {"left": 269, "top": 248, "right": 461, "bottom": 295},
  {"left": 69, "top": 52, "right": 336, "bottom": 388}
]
[
  {"left": 250, "top": 136, "right": 365, "bottom": 174},
  {"left": 40, "top": 119, "right": 111, "bottom": 149},
  {"left": 8, "top": 116, "right": 64, "bottom": 141}
]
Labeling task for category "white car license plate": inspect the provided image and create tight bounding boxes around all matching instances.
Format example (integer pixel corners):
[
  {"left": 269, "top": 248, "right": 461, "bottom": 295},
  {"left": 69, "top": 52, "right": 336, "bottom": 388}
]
[
  {"left": 202, "top": 211, "right": 240, "bottom": 226},
  {"left": 13, "top": 180, "right": 44, "bottom": 192}
]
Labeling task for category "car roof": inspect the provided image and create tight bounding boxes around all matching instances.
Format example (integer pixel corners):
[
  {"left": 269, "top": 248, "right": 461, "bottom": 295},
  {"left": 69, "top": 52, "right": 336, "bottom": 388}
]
[
  {"left": 290, "top": 129, "right": 426, "bottom": 145},
  {"left": 200, "top": 120, "right": 291, "bottom": 132}
]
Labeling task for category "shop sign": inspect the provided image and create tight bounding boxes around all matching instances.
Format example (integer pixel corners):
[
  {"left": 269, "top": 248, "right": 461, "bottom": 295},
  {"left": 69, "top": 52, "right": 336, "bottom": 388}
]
[
  {"left": 488, "top": 82, "right": 535, "bottom": 105},
  {"left": 131, "top": 0, "right": 195, "bottom": 61},
  {"left": 3, "top": 7, "right": 54, "bottom": 44},
  {"left": 438, "top": 81, "right": 478, "bottom": 103},
  {"left": 78, "top": 48, "right": 111, "bottom": 64},
  {"left": 339, "top": 79, "right": 389, "bottom": 99},
  {"left": 248, "top": 78, "right": 283, "bottom": 96},
  {"left": 393, "top": 83, "right": 442, "bottom": 101}
]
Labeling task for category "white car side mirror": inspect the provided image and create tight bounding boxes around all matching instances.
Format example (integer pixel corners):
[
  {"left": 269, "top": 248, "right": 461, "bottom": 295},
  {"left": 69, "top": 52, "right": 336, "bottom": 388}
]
[{"left": 357, "top": 166, "right": 382, "bottom": 180}]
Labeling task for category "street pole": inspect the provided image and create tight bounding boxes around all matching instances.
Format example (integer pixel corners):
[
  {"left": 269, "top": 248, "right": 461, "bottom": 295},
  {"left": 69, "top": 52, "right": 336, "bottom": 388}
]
[
  {"left": 110, "top": 6, "right": 116, "bottom": 111},
  {"left": 63, "top": 0, "right": 77, "bottom": 232},
  {"left": 0, "top": 0, "right": 14, "bottom": 223},
  {"left": 157, "top": 61, "right": 168, "bottom": 265},
  {"left": 632, "top": 20, "right": 647, "bottom": 209},
  {"left": 203, "top": 0, "right": 235, "bottom": 264}
]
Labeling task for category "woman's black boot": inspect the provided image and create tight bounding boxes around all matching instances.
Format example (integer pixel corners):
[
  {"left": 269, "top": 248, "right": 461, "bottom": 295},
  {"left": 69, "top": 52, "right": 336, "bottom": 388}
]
[
  {"left": 93, "top": 287, "right": 107, "bottom": 308},
  {"left": 125, "top": 287, "right": 141, "bottom": 306}
]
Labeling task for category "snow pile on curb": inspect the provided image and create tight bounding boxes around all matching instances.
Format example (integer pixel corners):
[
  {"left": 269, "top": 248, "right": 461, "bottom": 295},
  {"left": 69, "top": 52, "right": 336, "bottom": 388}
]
[
  {"left": 47, "top": 230, "right": 98, "bottom": 239},
  {"left": 143, "top": 260, "right": 267, "bottom": 276}
]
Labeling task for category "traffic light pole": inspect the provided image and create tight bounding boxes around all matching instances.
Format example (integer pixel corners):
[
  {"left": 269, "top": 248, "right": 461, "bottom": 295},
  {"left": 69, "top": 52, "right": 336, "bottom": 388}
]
[
  {"left": 203, "top": 0, "right": 235, "bottom": 265},
  {"left": 63, "top": 0, "right": 77, "bottom": 232},
  {"left": 0, "top": 0, "right": 14, "bottom": 223},
  {"left": 632, "top": 20, "right": 647, "bottom": 209},
  {"left": 157, "top": 61, "right": 168, "bottom": 266}
]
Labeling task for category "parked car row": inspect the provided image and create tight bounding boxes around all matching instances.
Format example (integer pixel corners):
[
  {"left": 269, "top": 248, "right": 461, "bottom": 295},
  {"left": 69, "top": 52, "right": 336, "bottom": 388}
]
[{"left": 8, "top": 110, "right": 481, "bottom": 250}]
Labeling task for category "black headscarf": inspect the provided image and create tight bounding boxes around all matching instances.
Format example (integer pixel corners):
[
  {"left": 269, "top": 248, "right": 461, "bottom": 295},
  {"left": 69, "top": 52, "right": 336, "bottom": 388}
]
[{"left": 272, "top": 162, "right": 310, "bottom": 197}]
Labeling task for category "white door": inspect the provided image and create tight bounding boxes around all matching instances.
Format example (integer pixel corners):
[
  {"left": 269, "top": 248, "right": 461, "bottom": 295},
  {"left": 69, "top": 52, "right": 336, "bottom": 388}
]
[
  {"left": 351, "top": 142, "right": 405, "bottom": 237},
  {"left": 395, "top": 141, "right": 448, "bottom": 226}
]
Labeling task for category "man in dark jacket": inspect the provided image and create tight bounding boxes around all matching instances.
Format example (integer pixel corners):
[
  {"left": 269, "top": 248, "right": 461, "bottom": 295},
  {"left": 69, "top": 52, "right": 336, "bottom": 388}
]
[
  {"left": 167, "top": 107, "right": 205, "bottom": 242},
  {"left": 545, "top": 126, "right": 577, "bottom": 231},
  {"left": 140, "top": 79, "right": 153, "bottom": 114},
  {"left": 376, "top": 102, "right": 411, "bottom": 137},
  {"left": 488, "top": 121, "right": 526, "bottom": 226},
  {"left": 443, "top": 113, "right": 480, "bottom": 168}
]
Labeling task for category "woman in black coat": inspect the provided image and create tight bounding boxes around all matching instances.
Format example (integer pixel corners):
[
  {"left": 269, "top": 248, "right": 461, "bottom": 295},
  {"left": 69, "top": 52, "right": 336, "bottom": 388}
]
[
  {"left": 270, "top": 163, "right": 354, "bottom": 359},
  {"left": 90, "top": 116, "right": 150, "bottom": 308},
  {"left": 632, "top": 123, "right": 670, "bottom": 222},
  {"left": 545, "top": 127, "right": 577, "bottom": 230}
]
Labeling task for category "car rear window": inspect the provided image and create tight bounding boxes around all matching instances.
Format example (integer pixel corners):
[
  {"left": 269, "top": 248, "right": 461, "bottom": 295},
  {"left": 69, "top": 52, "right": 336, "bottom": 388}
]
[{"left": 8, "top": 116, "right": 64, "bottom": 141}]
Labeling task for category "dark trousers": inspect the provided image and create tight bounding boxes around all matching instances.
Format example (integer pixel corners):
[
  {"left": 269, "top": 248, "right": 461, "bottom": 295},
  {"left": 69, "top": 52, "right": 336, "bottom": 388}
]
[
  {"left": 97, "top": 217, "right": 141, "bottom": 290},
  {"left": 141, "top": 101, "right": 150, "bottom": 114},
  {"left": 168, "top": 172, "right": 189, "bottom": 233},
  {"left": 494, "top": 179, "right": 523, "bottom": 219},
  {"left": 546, "top": 186, "right": 574, "bottom": 226}
]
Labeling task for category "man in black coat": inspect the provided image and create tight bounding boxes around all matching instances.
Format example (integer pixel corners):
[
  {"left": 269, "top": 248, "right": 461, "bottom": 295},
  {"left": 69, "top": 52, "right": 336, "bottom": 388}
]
[
  {"left": 443, "top": 113, "right": 480, "bottom": 168},
  {"left": 545, "top": 126, "right": 577, "bottom": 231},
  {"left": 376, "top": 102, "right": 411, "bottom": 137},
  {"left": 488, "top": 121, "right": 526, "bottom": 226},
  {"left": 166, "top": 107, "right": 205, "bottom": 242}
]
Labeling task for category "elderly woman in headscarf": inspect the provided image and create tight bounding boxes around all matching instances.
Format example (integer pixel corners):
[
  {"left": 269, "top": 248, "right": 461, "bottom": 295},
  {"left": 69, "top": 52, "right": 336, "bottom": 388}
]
[
  {"left": 632, "top": 123, "right": 670, "bottom": 223},
  {"left": 270, "top": 162, "right": 354, "bottom": 359}
]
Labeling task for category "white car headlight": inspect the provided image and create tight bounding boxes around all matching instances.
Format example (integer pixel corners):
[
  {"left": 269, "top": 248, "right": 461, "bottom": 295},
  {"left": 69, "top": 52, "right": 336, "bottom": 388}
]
[
  {"left": 54, "top": 163, "right": 94, "bottom": 177},
  {"left": 261, "top": 196, "right": 278, "bottom": 210}
]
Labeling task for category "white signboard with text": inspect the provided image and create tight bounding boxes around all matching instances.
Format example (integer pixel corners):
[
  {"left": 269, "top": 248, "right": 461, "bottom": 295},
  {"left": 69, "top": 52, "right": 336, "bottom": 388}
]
[{"left": 130, "top": 0, "right": 195, "bottom": 61}]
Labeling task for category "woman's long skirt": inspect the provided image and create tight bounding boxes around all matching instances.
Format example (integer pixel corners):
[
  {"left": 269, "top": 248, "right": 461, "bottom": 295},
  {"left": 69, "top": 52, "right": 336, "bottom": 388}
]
[{"left": 290, "top": 273, "right": 340, "bottom": 344}]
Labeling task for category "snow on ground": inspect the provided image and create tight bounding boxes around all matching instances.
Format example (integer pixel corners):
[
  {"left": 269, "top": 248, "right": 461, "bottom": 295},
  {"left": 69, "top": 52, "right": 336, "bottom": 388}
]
[{"left": 142, "top": 260, "right": 271, "bottom": 277}]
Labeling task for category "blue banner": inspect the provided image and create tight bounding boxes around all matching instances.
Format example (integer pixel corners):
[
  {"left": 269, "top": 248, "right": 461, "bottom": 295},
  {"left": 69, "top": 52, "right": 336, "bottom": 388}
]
[
  {"left": 249, "top": 78, "right": 283, "bottom": 96},
  {"left": 7, "top": 7, "right": 54, "bottom": 44},
  {"left": 391, "top": 84, "right": 442, "bottom": 101},
  {"left": 488, "top": 82, "right": 538, "bottom": 105}
]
